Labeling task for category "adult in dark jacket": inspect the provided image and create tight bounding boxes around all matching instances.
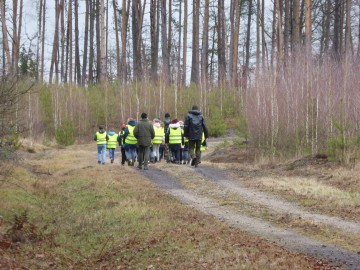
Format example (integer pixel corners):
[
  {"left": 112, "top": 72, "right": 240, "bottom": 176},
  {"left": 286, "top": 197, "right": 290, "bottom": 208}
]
[
  {"left": 118, "top": 123, "right": 127, "bottom": 165},
  {"left": 134, "top": 113, "right": 155, "bottom": 170},
  {"left": 183, "top": 105, "right": 209, "bottom": 167},
  {"left": 163, "top": 112, "right": 172, "bottom": 162}
]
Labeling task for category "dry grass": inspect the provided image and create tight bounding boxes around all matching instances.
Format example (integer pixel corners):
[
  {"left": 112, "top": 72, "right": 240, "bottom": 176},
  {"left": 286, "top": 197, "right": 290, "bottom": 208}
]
[{"left": 0, "top": 143, "right": 322, "bottom": 269}]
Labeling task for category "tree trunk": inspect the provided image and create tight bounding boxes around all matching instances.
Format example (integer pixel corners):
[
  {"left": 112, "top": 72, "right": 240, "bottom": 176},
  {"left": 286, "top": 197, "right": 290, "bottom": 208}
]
[
  {"left": 96, "top": 0, "right": 101, "bottom": 82},
  {"left": 82, "top": 0, "right": 90, "bottom": 85},
  {"left": 283, "top": 0, "right": 290, "bottom": 63},
  {"left": 190, "top": 0, "right": 200, "bottom": 85},
  {"left": 75, "top": 0, "right": 81, "bottom": 84},
  {"left": 49, "top": 0, "right": 62, "bottom": 84},
  {"left": 292, "top": 0, "right": 300, "bottom": 52},
  {"left": 120, "top": 0, "right": 130, "bottom": 84},
  {"left": 231, "top": 0, "right": 240, "bottom": 86},
  {"left": 333, "top": 0, "right": 341, "bottom": 58},
  {"left": 217, "top": 0, "right": 226, "bottom": 85},
  {"left": 132, "top": 0, "right": 142, "bottom": 81},
  {"left": 344, "top": 0, "right": 351, "bottom": 56},
  {"left": 176, "top": 0, "right": 182, "bottom": 88},
  {"left": 1, "top": 0, "right": 12, "bottom": 75},
  {"left": 41, "top": 0, "right": 46, "bottom": 81},
  {"left": 244, "top": 0, "right": 253, "bottom": 88},
  {"left": 305, "top": 0, "right": 311, "bottom": 54},
  {"left": 321, "top": 0, "right": 331, "bottom": 56},
  {"left": 261, "top": 0, "right": 266, "bottom": 70},
  {"left": 182, "top": 0, "right": 187, "bottom": 86},
  {"left": 270, "top": 0, "right": 277, "bottom": 69},
  {"left": 161, "top": 0, "right": 169, "bottom": 84},
  {"left": 150, "top": 0, "right": 158, "bottom": 82},
  {"left": 60, "top": 0, "right": 65, "bottom": 82},
  {"left": 201, "top": 0, "right": 209, "bottom": 88},
  {"left": 67, "top": 0, "right": 73, "bottom": 83},
  {"left": 89, "top": 0, "right": 95, "bottom": 83},
  {"left": 99, "top": 0, "right": 106, "bottom": 82},
  {"left": 36, "top": 0, "right": 43, "bottom": 80}
]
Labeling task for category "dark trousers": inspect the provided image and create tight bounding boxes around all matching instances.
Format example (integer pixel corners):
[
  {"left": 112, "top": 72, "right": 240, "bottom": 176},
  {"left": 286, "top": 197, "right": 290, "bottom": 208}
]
[
  {"left": 189, "top": 140, "right": 201, "bottom": 163},
  {"left": 138, "top": 145, "right": 151, "bottom": 168},
  {"left": 121, "top": 146, "right": 126, "bottom": 164}
]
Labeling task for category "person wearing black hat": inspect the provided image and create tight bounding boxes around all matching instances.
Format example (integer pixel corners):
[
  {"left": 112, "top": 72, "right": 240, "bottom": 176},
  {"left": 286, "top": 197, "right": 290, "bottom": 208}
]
[
  {"left": 183, "top": 105, "right": 209, "bottom": 167},
  {"left": 94, "top": 125, "right": 109, "bottom": 165},
  {"left": 134, "top": 113, "right": 155, "bottom": 170}
]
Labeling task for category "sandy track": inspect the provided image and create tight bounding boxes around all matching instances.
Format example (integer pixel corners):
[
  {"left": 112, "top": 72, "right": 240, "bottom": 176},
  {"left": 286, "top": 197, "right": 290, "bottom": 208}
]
[{"left": 139, "top": 165, "right": 360, "bottom": 270}]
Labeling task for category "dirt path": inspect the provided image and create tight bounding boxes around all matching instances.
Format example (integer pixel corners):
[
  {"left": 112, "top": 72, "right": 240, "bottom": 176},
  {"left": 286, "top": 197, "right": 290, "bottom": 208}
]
[{"left": 137, "top": 161, "right": 360, "bottom": 270}]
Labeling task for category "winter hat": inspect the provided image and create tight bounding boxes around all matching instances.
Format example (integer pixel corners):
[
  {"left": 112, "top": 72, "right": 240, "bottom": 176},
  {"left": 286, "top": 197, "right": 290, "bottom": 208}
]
[
  {"left": 141, "top": 112, "right": 148, "bottom": 119},
  {"left": 99, "top": 125, "right": 104, "bottom": 130},
  {"left": 192, "top": 105, "right": 199, "bottom": 110},
  {"left": 165, "top": 112, "right": 170, "bottom": 118},
  {"left": 171, "top": 118, "right": 179, "bottom": 124}
]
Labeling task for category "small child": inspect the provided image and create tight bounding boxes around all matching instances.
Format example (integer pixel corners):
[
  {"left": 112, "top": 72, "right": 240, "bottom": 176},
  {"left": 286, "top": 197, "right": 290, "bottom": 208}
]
[
  {"left": 107, "top": 127, "right": 118, "bottom": 163},
  {"left": 94, "top": 125, "right": 108, "bottom": 165}
]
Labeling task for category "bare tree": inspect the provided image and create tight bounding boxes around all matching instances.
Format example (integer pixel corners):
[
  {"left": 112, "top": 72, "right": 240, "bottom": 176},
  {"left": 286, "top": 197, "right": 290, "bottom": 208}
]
[
  {"left": 1, "top": 0, "right": 12, "bottom": 75},
  {"left": 182, "top": 0, "right": 187, "bottom": 86},
  {"left": 74, "top": 0, "right": 81, "bottom": 84},
  {"left": 82, "top": 0, "right": 90, "bottom": 85},
  {"left": 230, "top": 0, "right": 241, "bottom": 86},
  {"left": 150, "top": 0, "right": 158, "bottom": 82},
  {"left": 99, "top": 0, "right": 107, "bottom": 82},
  {"left": 292, "top": 0, "right": 300, "bottom": 52},
  {"left": 161, "top": 0, "right": 170, "bottom": 84},
  {"left": 49, "top": 0, "right": 62, "bottom": 84},
  {"left": 190, "top": 0, "right": 200, "bottom": 85},
  {"left": 132, "top": 0, "right": 143, "bottom": 81},
  {"left": 121, "top": 0, "right": 130, "bottom": 83},
  {"left": 305, "top": 0, "right": 312, "bottom": 55},
  {"left": 217, "top": 0, "right": 226, "bottom": 85},
  {"left": 89, "top": 0, "right": 95, "bottom": 83},
  {"left": 201, "top": 0, "right": 210, "bottom": 88}
]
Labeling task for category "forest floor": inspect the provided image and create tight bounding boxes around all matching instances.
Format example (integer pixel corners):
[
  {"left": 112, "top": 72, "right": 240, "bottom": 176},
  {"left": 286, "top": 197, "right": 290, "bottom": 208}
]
[{"left": 1, "top": 137, "right": 360, "bottom": 269}]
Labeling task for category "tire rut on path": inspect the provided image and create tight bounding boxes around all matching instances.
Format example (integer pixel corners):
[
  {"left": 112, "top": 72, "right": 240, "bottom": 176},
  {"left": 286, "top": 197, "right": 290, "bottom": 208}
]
[
  {"left": 196, "top": 165, "right": 360, "bottom": 235},
  {"left": 139, "top": 166, "right": 360, "bottom": 270}
]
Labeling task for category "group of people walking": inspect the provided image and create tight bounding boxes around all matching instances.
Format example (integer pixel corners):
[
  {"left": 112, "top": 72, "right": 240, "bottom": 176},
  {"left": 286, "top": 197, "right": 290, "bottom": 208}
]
[{"left": 94, "top": 105, "right": 209, "bottom": 169}]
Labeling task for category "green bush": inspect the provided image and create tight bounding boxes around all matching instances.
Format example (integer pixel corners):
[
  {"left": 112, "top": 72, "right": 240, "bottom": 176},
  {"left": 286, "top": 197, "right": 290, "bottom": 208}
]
[
  {"left": 55, "top": 119, "right": 75, "bottom": 146},
  {"left": 207, "top": 109, "right": 226, "bottom": 137}
]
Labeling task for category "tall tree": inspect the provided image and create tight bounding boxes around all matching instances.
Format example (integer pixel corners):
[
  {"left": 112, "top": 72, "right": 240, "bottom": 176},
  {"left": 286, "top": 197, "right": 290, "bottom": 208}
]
[
  {"left": 99, "top": 0, "right": 107, "bottom": 82},
  {"left": 89, "top": 0, "right": 95, "bottom": 83},
  {"left": 190, "top": 0, "right": 200, "bottom": 85},
  {"left": 120, "top": 0, "right": 130, "bottom": 83},
  {"left": 65, "top": 0, "right": 73, "bottom": 83},
  {"left": 176, "top": 0, "right": 182, "bottom": 88},
  {"left": 333, "top": 0, "right": 341, "bottom": 58},
  {"left": 75, "top": 0, "right": 81, "bottom": 84},
  {"left": 36, "top": 0, "right": 44, "bottom": 80},
  {"left": 344, "top": 0, "right": 351, "bottom": 55},
  {"left": 201, "top": 0, "right": 210, "bottom": 87},
  {"left": 231, "top": 0, "right": 241, "bottom": 86},
  {"left": 305, "top": 0, "right": 312, "bottom": 55},
  {"left": 217, "top": 0, "right": 226, "bottom": 85},
  {"left": 41, "top": 0, "right": 46, "bottom": 81},
  {"left": 82, "top": 0, "right": 90, "bottom": 85},
  {"left": 132, "top": 0, "right": 143, "bottom": 81},
  {"left": 11, "top": 0, "right": 24, "bottom": 76},
  {"left": 292, "top": 0, "right": 300, "bottom": 52},
  {"left": 150, "top": 0, "right": 158, "bottom": 82},
  {"left": 1, "top": 0, "right": 12, "bottom": 75},
  {"left": 283, "top": 0, "right": 290, "bottom": 63},
  {"left": 182, "top": 0, "right": 187, "bottom": 86},
  {"left": 244, "top": 0, "right": 253, "bottom": 87},
  {"left": 49, "top": 0, "right": 62, "bottom": 84},
  {"left": 161, "top": 0, "right": 170, "bottom": 83}
]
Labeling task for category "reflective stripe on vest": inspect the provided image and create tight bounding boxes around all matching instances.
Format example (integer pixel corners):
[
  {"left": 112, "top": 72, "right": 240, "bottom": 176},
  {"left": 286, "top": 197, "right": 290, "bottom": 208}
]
[
  {"left": 201, "top": 132, "right": 206, "bottom": 151},
  {"left": 169, "top": 128, "right": 182, "bottom": 144},
  {"left": 125, "top": 125, "right": 137, "bottom": 145},
  {"left": 152, "top": 126, "right": 164, "bottom": 144},
  {"left": 96, "top": 131, "right": 107, "bottom": 144},
  {"left": 107, "top": 133, "right": 117, "bottom": 148}
]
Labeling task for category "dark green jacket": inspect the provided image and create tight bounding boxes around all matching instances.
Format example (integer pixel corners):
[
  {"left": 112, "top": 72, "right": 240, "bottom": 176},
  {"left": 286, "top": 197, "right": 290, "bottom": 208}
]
[{"left": 134, "top": 119, "right": 155, "bottom": 146}]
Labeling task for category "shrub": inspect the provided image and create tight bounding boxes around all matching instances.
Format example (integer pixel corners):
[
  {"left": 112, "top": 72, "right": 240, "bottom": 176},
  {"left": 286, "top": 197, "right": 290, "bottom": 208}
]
[
  {"left": 55, "top": 119, "right": 75, "bottom": 146},
  {"left": 207, "top": 109, "right": 226, "bottom": 137}
]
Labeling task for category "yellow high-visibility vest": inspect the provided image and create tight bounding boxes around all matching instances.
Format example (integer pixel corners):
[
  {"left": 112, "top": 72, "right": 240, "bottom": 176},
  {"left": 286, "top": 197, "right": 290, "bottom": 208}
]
[
  {"left": 125, "top": 125, "right": 137, "bottom": 145},
  {"left": 152, "top": 126, "right": 164, "bottom": 144},
  {"left": 200, "top": 132, "right": 206, "bottom": 151},
  {"left": 96, "top": 131, "right": 107, "bottom": 145},
  {"left": 169, "top": 128, "right": 182, "bottom": 145},
  {"left": 107, "top": 133, "right": 118, "bottom": 148}
]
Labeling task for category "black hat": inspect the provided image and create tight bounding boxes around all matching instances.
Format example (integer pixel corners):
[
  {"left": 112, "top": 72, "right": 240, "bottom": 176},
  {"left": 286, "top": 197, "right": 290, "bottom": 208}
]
[
  {"left": 99, "top": 125, "right": 104, "bottom": 129},
  {"left": 141, "top": 112, "right": 148, "bottom": 119},
  {"left": 192, "top": 105, "right": 199, "bottom": 110},
  {"left": 165, "top": 112, "right": 170, "bottom": 118}
]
